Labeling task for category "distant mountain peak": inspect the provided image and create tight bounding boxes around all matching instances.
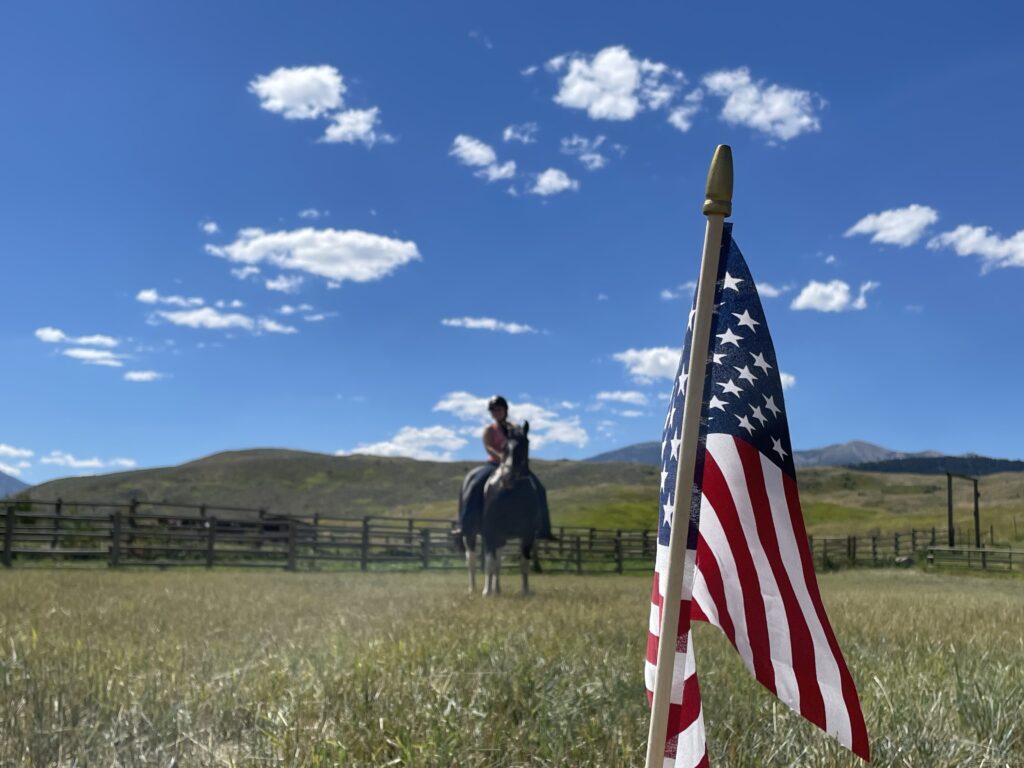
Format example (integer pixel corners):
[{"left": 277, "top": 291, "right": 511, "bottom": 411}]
[{"left": 0, "top": 469, "right": 29, "bottom": 499}]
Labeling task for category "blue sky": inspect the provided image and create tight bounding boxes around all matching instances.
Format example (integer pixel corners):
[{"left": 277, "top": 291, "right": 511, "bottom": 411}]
[{"left": 2, "top": 1, "right": 1023, "bottom": 484}]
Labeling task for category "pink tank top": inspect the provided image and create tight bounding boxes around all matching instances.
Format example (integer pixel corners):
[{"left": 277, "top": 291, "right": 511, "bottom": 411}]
[{"left": 483, "top": 423, "right": 507, "bottom": 464}]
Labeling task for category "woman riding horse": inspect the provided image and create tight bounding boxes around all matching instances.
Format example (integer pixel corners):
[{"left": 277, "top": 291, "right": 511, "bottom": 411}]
[{"left": 456, "top": 395, "right": 554, "bottom": 541}]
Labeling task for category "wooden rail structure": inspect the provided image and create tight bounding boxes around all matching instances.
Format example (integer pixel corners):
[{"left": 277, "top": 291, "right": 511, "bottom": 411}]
[{"left": 1, "top": 498, "right": 1018, "bottom": 573}]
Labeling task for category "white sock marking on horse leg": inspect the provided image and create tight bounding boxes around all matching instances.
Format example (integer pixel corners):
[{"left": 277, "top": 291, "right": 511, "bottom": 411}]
[{"left": 466, "top": 546, "right": 477, "bottom": 593}]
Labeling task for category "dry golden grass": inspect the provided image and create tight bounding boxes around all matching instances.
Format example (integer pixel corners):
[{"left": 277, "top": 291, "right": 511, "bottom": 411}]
[{"left": 0, "top": 569, "right": 1021, "bottom": 766}]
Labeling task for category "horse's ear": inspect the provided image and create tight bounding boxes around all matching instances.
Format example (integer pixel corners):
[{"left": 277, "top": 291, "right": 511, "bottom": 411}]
[{"left": 523, "top": 420, "right": 530, "bottom": 435}]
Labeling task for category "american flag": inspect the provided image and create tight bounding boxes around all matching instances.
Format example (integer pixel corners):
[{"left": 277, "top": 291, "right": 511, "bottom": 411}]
[{"left": 646, "top": 224, "right": 870, "bottom": 766}]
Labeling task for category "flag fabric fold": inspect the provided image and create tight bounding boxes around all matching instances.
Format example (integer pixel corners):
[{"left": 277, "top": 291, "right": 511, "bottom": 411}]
[{"left": 646, "top": 224, "right": 870, "bottom": 765}]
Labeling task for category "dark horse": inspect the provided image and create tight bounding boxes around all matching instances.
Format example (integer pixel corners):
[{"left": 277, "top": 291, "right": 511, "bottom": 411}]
[{"left": 459, "top": 421, "right": 543, "bottom": 595}]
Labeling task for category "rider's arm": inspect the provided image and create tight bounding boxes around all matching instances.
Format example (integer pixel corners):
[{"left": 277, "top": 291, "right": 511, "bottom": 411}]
[{"left": 483, "top": 425, "right": 502, "bottom": 462}]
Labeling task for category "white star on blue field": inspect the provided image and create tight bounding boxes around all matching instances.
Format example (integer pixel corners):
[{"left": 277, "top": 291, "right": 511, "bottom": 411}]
[{"left": 2, "top": 1, "right": 1023, "bottom": 483}]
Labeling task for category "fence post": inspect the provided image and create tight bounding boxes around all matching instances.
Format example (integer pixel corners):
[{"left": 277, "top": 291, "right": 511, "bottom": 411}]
[
  {"left": 911, "top": 528, "right": 917, "bottom": 551},
  {"left": 52, "top": 497, "right": 63, "bottom": 548},
  {"left": 931, "top": 527, "right": 936, "bottom": 546},
  {"left": 360, "top": 516, "right": 370, "bottom": 571},
  {"left": 588, "top": 528, "right": 595, "bottom": 552},
  {"left": 643, "top": 529, "right": 650, "bottom": 558},
  {"left": 871, "top": 535, "right": 878, "bottom": 565},
  {"left": 574, "top": 535, "right": 582, "bottom": 575},
  {"left": 558, "top": 527, "right": 565, "bottom": 555},
  {"left": 206, "top": 518, "right": 216, "bottom": 568},
  {"left": 128, "top": 498, "right": 139, "bottom": 546},
  {"left": 286, "top": 520, "right": 297, "bottom": 572},
  {"left": 615, "top": 530, "right": 623, "bottom": 574},
  {"left": 110, "top": 511, "right": 121, "bottom": 567},
  {"left": 894, "top": 532, "right": 900, "bottom": 557},
  {"left": 849, "top": 536, "right": 856, "bottom": 565},
  {"left": 421, "top": 528, "right": 430, "bottom": 569},
  {"left": 2, "top": 505, "right": 14, "bottom": 568},
  {"left": 821, "top": 538, "right": 828, "bottom": 570},
  {"left": 311, "top": 514, "right": 320, "bottom": 570}
]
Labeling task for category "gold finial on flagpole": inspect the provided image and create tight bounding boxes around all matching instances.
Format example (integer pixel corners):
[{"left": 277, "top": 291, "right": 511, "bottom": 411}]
[{"left": 703, "top": 144, "right": 733, "bottom": 217}]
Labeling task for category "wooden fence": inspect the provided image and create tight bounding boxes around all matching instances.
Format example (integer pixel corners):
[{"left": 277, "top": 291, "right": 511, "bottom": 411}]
[{"left": 1, "top": 498, "right": 1019, "bottom": 573}]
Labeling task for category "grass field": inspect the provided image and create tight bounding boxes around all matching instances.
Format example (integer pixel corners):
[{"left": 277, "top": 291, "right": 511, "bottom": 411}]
[{"left": 1, "top": 570, "right": 1021, "bottom": 767}]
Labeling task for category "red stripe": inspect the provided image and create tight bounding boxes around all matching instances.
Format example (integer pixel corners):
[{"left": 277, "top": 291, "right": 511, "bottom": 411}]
[
  {"left": 701, "top": 452, "right": 777, "bottom": 694},
  {"left": 694, "top": 533, "right": 737, "bottom": 645},
  {"left": 782, "top": 471, "right": 871, "bottom": 761},
  {"left": 734, "top": 437, "right": 827, "bottom": 730},
  {"left": 695, "top": 754, "right": 710, "bottom": 768}
]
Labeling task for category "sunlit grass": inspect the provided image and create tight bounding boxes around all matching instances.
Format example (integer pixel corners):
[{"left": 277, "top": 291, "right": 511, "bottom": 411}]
[{"left": 0, "top": 570, "right": 1021, "bottom": 766}]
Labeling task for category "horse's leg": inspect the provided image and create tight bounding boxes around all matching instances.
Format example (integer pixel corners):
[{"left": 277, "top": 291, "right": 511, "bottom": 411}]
[
  {"left": 495, "top": 546, "right": 502, "bottom": 594},
  {"left": 464, "top": 535, "right": 476, "bottom": 594},
  {"left": 482, "top": 547, "right": 495, "bottom": 596},
  {"left": 520, "top": 541, "right": 531, "bottom": 596}
]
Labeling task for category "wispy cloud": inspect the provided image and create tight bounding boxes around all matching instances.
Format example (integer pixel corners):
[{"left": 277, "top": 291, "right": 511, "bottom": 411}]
[
  {"left": 928, "top": 224, "right": 1024, "bottom": 272},
  {"left": 441, "top": 317, "right": 537, "bottom": 334},
  {"left": 612, "top": 347, "right": 678, "bottom": 383}
]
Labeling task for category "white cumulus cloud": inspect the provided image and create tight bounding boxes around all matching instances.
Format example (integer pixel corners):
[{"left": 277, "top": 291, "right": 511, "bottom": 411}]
[
  {"left": 756, "top": 282, "right": 791, "bottom": 298},
  {"left": 441, "top": 317, "right": 537, "bottom": 334},
  {"left": 257, "top": 317, "right": 298, "bottom": 335},
  {"left": 136, "top": 289, "right": 205, "bottom": 308},
  {"left": 845, "top": 204, "right": 939, "bottom": 246},
  {"left": 0, "top": 461, "right": 24, "bottom": 477},
  {"left": 62, "top": 348, "right": 125, "bottom": 367},
  {"left": 530, "top": 168, "right": 579, "bottom": 196},
  {"left": 927, "top": 224, "right": 1024, "bottom": 272},
  {"left": 433, "top": 391, "right": 587, "bottom": 450},
  {"left": 449, "top": 134, "right": 515, "bottom": 183},
  {"left": 560, "top": 135, "right": 607, "bottom": 170},
  {"left": 200, "top": 220, "right": 219, "bottom": 234},
  {"left": 667, "top": 88, "right": 704, "bottom": 133},
  {"left": 703, "top": 67, "right": 822, "bottom": 141},
  {"left": 612, "top": 347, "right": 679, "bottom": 383},
  {"left": 265, "top": 274, "right": 305, "bottom": 293},
  {"left": 0, "top": 444, "right": 33, "bottom": 459},
  {"left": 249, "top": 65, "right": 345, "bottom": 119},
  {"left": 344, "top": 425, "right": 467, "bottom": 462},
  {"left": 35, "top": 327, "right": 119, "bottom": 347},
  {"left": 207, "top": 227, "right": 421, "bottom": 286},
  {"left": 790, "top": 279, "right": 879, "bottom": 312},
  {"left": 124, "top": 370, "right": 164, "bottom": 382},
  {"left": 780, "top": 372, "right": 796, "bottom": 390},
  {"left": 550, "top": 45, "right": 684, "bottom": 121},
  {"left": 155, "top": 307, "right": 256, "bottom": 331},
  {"left": 321, "top": 107, "right": 394, "bottom": 146}
]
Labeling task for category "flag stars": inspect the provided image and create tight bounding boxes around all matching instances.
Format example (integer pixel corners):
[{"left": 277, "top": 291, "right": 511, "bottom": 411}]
[
  {"left": 723, "top": 272, "right": 744, "bottom": 291},
  {"left": 712, "top": 352, "right": 726, "bottom": 365},
  {"left": 708, "top": 395, "right": 729, "bottom": 411},
  {"left": 732, "top": 309, "right": 760, "bottom": 331},
  {"left": 735, "top": 365, "right": 758, "bottom": 385},
  {"left": 763, "top": 394, "right": 782, "bottom": 418},
  {"left": 661, "top": 469, "right": 669, "bottom": 492},
  {"left": 771, "top": 436, "right": 788, "bottom": 460},
  {"left": 717, "top": 327, "right": 743, "bottom": 347},
  {"left": 750, "top": 405, "right": 768, "bottom": 426},
  {"left": 736, "top": 414, "right": 756, "bottom": 435},
  {"left": 671, "top": 436, "right": 681, "bottom": 459},
  {"left": 717, "top": 379, "right": 743, "bottom": 397},
  {"left": 751, "top": 351, "right": 773, "bottom": 375}
]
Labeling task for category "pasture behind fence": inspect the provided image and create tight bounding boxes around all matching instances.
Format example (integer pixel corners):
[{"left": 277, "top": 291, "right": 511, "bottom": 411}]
[{"left": 2, "top": 499, "right": 1021, "bottom": 573}]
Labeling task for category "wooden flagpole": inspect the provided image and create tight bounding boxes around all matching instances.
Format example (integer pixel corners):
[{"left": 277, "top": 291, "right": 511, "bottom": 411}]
[{"left": 644, "top": 144, "right": 733, "bottom": 768}]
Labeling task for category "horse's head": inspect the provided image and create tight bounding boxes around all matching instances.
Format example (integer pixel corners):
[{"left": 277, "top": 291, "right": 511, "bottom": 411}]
[{"left": 497, "top": 420, "right": 530, "bottom": 485}]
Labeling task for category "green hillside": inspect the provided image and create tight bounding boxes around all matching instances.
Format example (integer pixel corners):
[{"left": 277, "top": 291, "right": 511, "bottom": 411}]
[{"left": 18, "top": 449, "right": 1024, "bottom": 542}]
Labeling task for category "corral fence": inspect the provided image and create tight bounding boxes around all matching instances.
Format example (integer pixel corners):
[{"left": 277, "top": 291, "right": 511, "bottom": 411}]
[{"left": 1, "top": 498, "right": 1020, "bottom": 573}]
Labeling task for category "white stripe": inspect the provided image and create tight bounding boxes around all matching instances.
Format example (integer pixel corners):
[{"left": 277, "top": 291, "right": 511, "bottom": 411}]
[
  {"left": 655, "top": 545, "right": 697, "bottom": 600},
  {"left": 643, "top": 632, "right": 696, "bottom": 704},
  {"left": 676, "top": 705, "right": 707, "bottom": 768},
  {"left": 707, "top": 435, "right": 801, "bottom": 711},
  {"left": 649, "top": 599, "right": 662, "bottom": 637},
  {"left": 760, "top": 453, "right": 853, "bottom": 749},
  {"left": 695, "top": 494, "right": 756, "bottom": 675},
  {"left": 691, "top": 567, "right": 721, "bottom": 628}
]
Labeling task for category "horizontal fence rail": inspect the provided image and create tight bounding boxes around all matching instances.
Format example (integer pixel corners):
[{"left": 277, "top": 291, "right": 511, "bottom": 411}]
[{"left": 1, "top": 499, "right": 1019, "bottom": 574}]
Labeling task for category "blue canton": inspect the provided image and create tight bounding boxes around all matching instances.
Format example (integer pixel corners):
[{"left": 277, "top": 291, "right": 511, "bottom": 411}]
[{"left": 658, "top": 224, "right": 795, "bottom": 548}]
